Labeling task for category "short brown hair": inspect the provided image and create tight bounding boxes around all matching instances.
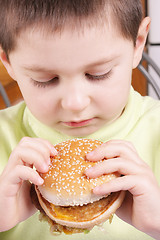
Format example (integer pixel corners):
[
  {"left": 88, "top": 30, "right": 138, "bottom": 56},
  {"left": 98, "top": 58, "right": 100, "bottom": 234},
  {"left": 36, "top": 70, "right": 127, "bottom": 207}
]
[{"left": 0, "top": 0, "right": 143, "bottom": 57}]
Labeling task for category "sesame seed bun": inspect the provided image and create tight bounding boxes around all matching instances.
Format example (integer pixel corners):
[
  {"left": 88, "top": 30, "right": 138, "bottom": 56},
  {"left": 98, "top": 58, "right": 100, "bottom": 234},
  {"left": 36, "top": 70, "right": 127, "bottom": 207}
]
[{"left": 34, "top": 138, "right": 125, "bottom": 234}]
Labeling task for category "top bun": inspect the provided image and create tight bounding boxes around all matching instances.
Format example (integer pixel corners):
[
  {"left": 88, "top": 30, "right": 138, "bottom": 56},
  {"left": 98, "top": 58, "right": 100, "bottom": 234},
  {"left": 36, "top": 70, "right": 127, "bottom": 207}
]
[{"left": 38, "top": 139, "right": 119, "bottom": 206}]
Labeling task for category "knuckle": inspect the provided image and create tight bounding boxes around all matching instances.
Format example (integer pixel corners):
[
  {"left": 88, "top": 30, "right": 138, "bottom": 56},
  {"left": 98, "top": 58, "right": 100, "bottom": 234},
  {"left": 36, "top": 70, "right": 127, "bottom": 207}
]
[
  {"left": 19, "top": 136, "right": 30, "bottom": 145},
  {"left": 9, "top": 147, "right": 22, "bottom": 163}
]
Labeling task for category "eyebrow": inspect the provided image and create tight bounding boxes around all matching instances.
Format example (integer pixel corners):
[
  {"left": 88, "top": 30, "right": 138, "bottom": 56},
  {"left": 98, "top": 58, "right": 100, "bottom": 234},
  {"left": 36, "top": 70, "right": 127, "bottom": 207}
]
[
  {"left": 22, "top": 65, "right": 55, "bottom": 73},
  {"left": 87, "top": 57, "right": 116, "bottom": 68},
  {"left": 21, "top": 56, "right": 117, "bottom": 73}
]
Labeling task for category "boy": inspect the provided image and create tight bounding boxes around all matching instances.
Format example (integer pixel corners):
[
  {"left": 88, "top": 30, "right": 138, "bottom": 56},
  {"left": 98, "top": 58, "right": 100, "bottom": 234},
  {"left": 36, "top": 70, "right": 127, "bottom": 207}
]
[{"left": 0, "top": 0, "right": 160, "bottom": 239}]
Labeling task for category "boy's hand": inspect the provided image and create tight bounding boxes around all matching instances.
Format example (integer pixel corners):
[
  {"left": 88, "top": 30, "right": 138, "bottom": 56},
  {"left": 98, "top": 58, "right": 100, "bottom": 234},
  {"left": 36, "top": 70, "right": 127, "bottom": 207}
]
[
  {"left": 85, "top": 140, "right": 160, "bottom": 238},
  {"left": 0, "top": 137, "right": 57, "bottom": 232}
]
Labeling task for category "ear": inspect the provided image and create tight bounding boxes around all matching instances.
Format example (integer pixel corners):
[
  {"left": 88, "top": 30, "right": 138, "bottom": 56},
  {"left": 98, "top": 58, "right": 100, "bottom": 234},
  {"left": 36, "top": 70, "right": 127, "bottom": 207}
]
[
  {"left": 132, "top": 17, "right": 151, "bottom": 69},
  {"left": 0, "top": 47, "right": 17, "bottom": 80}
]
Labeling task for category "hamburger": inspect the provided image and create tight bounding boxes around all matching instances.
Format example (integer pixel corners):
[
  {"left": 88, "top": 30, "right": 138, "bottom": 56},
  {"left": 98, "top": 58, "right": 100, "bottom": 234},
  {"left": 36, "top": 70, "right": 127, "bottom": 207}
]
[{"left": 31, "top": 138, "right": 125, "bottom": 235}]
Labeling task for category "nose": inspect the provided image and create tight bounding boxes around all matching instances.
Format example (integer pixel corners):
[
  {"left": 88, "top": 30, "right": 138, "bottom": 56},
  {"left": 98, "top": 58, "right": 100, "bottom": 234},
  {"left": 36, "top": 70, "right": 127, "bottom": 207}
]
[{"left": 61, "top": 84, "right": 90, "bottom": 112}]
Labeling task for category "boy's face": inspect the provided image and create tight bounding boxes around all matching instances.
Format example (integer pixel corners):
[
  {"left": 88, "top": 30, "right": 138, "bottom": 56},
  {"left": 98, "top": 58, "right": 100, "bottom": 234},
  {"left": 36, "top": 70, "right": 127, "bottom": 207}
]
[{"left": 6, "top": 24, "right": 139, "bottom": 137}]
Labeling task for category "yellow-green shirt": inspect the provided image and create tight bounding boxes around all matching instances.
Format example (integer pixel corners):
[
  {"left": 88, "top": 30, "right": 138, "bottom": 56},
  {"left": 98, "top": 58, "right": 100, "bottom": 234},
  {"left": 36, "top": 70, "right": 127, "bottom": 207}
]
[{"left": 0, "top": 88, "right": 160, "bottom": 240}]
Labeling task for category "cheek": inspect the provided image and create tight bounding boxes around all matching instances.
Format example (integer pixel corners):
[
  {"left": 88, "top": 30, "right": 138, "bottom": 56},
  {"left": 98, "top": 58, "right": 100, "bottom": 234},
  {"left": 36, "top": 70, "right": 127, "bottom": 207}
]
[
  {"left": 19, "top": 84, "right": 57, "bottom": 118},
  {"left": 26, "top": 97, "right": 58, "bottom": 125},
  {"left": 30, "top": 94, "right": 56, "bottom": 112},
  {"left": 96, "top": 79, "right": 131, "bottom": 115}
]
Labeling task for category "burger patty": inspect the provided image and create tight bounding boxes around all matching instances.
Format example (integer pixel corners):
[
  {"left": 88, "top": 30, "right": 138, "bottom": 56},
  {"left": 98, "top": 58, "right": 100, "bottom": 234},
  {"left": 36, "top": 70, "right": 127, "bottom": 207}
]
[
  {"left": 31, "top": 184, "right": 119, "bottom": 222},
  {"left": 49, "top": 193, "right": 119, "bottom": 222},
  {"left": 31, "top": 184, "right": 85, "bottom": 234}
]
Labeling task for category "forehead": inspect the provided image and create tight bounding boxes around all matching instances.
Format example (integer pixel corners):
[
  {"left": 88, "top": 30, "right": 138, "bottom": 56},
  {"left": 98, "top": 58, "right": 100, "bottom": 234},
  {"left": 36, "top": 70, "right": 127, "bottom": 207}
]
[
  {"left": 9, "top": 23, "right": 133, "bottom": 73},
  {"left": 12, "top": 18, "right": 123, "bottom": 53}
]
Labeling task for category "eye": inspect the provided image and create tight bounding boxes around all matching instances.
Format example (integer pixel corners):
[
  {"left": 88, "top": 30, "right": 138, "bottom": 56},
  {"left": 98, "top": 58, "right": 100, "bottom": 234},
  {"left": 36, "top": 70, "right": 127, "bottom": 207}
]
[
  {"left": 85, "top": 70, "right": 112, "bottom": 81},
  {"left": 31, "top": 77, "right": 59, "bottom": 88}
]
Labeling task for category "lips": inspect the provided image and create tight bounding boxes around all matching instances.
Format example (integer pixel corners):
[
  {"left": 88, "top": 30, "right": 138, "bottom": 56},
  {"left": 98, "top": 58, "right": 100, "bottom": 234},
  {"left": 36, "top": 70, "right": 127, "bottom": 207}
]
[{"left": 62, "top": 119, "right": 94, "bottom": 127}]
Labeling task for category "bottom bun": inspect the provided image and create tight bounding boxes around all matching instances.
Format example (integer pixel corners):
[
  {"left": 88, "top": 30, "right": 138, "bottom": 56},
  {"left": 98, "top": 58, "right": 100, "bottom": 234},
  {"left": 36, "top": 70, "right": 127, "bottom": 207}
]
[{"left": 35, "top": 186, "right": 125, "bottom": 230}]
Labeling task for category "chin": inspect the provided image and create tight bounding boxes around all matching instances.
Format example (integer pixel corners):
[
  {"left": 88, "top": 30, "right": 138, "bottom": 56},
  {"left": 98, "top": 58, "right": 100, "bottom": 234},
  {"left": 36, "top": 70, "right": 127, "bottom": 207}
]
[
  {"left": 30, "top": 138, "right": 125, "bottom": 235},
  {"left": 61, "top": 125, "right": 100, "bottom": 138}
]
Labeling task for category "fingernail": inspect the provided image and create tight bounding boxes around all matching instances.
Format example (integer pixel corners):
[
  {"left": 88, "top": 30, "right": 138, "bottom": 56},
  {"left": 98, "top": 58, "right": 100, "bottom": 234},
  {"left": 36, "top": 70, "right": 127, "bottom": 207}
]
[
  {"left": 85, "top": 167, "right": 93, "bottom": 173},
  {"left": 85, "top": 167, "right": 94, "bottom": 176},
  {"left": 51, "top": 148, "right": 58, "bottom": 156},
  {"left": 43, "top": 163, "right": 49, "bottom": 172},
  {"left": 38, "top": 177, "right": 44, "bottom": 185},
  {"left": 93, "top": 186, "right": 100, "bottom": 194},
  {"left": 86, "top": 151, "right": 94, "bottom": 159}
]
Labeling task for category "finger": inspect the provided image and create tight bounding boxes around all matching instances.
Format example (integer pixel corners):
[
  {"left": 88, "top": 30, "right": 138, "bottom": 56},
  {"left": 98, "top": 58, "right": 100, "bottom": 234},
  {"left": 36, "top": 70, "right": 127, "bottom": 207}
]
[
  {"left": 7, "top": 137, "right": 58, "bottom": 172},
  {"left": 86, "top": 140, "right": 136, "bottom": 160},
  {"left": 29, "top": 138, "right": 58, "bottom": 156},
  {"left": 86, "top": 140, "right": 141, "bottom": 164},
  {"left": 9, "top": 147, "right": 50, "bottom": 173},
  {"left": 19, "top": 137, "right": 57, "bottom": 157},
  {"left": 92, "top": 174, "right": 150, "bottom": 197},
  {"left": 85, "top": 157, "right": 143, "bottom": 178},
  {"left": 110, "top": 140, "right": 137, "bottom": 152},
  {"left": 92, "top": 175, "right": 135, "bottom": 195},
  {"left": 12, "top": 165, "right": 43, "bottom": 184},
  {"left": 4, "top": 166, "right": 44, "bottom": 196}
]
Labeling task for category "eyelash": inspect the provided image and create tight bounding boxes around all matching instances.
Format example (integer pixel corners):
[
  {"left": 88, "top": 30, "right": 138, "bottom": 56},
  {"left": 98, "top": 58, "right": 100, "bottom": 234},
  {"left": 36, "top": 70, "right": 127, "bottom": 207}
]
[
  {"left": 31, "top": 77, "right": 59, "bottom": 88},
  {"left": 31, "top": 70, "right": 112, "bottom": 88},
  {"left": 85, "top": 70, "right": 112, "bottom": 81}
]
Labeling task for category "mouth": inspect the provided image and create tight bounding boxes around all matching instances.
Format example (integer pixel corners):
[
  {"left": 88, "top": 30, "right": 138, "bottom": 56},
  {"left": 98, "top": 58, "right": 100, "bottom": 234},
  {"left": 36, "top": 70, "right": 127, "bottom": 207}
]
[{"left": 62, "top": 118, "right": 95, "bottom": 128}]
